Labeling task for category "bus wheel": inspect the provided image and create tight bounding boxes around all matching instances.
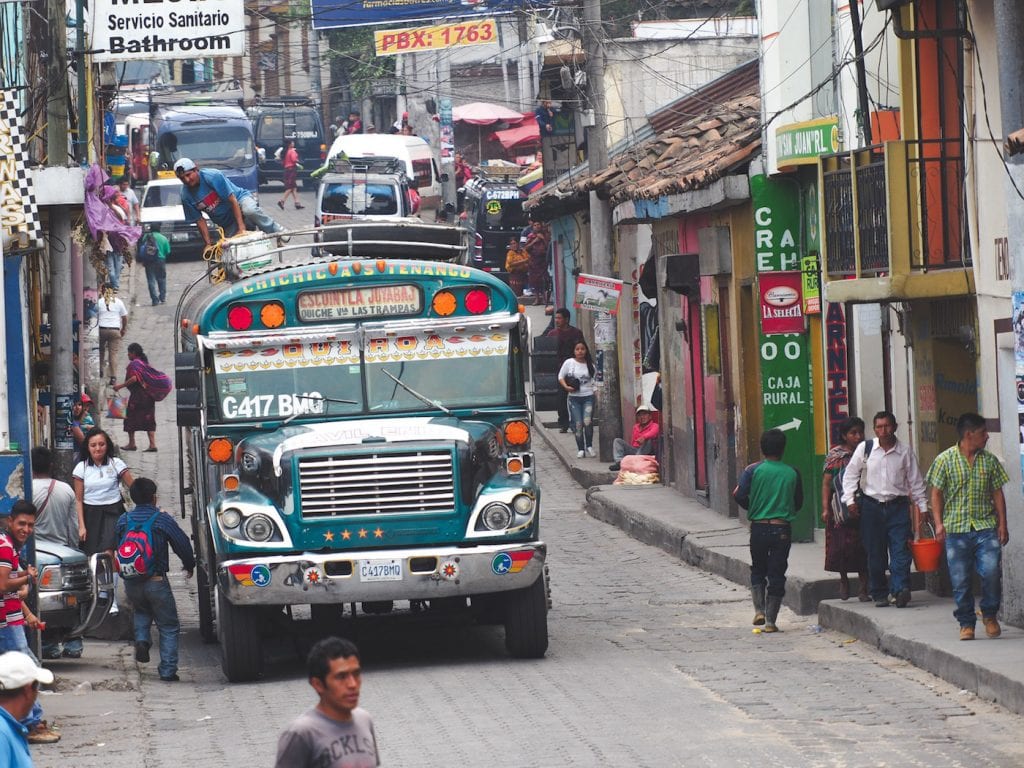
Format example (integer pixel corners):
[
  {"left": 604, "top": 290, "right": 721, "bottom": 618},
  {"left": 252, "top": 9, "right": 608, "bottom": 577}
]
[
  {"left": 503, "top": 574, "right": 549, "bottom": 659},
  {"left": 217, "top": 588, "right": 263, "bottom": 682},
  {"left": 196, "top": 563, "right": 216, "bottom": 644}
]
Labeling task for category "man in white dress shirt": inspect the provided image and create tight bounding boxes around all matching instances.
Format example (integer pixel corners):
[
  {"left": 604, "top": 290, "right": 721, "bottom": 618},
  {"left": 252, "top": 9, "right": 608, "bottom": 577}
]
[{"left": 841, "top": 410, "right": 928, "bottom": 608}]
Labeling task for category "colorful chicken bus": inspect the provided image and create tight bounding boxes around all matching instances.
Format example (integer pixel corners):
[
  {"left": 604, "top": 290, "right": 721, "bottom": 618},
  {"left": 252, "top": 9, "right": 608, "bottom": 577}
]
[{"left": 174, "top": 224, "right": 548, "bottom": 681}]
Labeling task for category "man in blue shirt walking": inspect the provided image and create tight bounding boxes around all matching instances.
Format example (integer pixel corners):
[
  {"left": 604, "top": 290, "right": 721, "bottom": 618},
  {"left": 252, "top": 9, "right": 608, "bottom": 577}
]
[
  {"left": 115, "top": 478, "right": 195, "bottom": 682},
  {"left": 174, "top": 158, "right": 283, "bottom": 247},
  {"left": 0, "top": 651, "right": 54, "bottom": 767}
]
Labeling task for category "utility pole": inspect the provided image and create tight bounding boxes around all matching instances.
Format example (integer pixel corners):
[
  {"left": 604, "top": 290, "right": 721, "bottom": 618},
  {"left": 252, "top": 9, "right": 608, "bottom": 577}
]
[
  {"left": 582, "top": 0, "right": 620, "bottom": 459},
  {"left": 47, "top": 0, "right": 77, "bottom": 480}
]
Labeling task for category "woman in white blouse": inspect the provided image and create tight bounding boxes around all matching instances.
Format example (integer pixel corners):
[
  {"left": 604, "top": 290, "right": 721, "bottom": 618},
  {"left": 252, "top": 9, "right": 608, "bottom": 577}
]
[
  {"left": 557, "top": 341, "right": 597, "bottom": 458},
  {"left": 72, "top": 427, "right": 135, "bottom": 558}
]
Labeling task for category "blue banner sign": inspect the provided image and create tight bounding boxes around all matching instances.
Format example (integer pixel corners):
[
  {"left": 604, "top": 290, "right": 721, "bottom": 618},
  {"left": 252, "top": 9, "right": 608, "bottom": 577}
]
[{"left": 312, "top": 0, "right": 526, "bottom": 30}]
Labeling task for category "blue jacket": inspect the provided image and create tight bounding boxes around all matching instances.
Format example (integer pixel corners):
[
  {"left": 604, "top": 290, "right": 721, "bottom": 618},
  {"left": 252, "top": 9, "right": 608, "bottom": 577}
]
[
  {"left": 0, "top": 707, "right": 32, "bottom": 768},
  {"left": 114, "top": 504, "right": 196, "bottom": 575}
]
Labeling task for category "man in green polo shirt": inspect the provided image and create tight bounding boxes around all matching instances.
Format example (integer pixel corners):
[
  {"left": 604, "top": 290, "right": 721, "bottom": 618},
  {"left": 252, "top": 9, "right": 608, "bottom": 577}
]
[
  {"left": 733, "top": 428, "right": 803, "bottom": 633},
  {"left": 926, "top": 412, "right": 1010, "bottom": 641}
]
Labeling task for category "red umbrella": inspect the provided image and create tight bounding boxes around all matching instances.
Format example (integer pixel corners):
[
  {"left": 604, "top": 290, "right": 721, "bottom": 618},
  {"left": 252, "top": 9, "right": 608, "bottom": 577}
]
[
  {"left": 490, "top": 114, "right": 539, "bottom": 151},
  {"left": 453, "top": 101, "right": 526, "bottom": 125}
]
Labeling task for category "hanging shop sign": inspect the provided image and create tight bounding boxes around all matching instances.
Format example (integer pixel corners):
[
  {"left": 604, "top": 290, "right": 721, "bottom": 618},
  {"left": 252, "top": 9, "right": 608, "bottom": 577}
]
[
  {"left": 775, "top": 117, "right": 839, "bottom": 167},
  {"left": 0, "top": 92, "right": 43, "bottom": 251},
  {"left": 314, "top": 0, "right": 527, "bottom": 30},
  {"left": 90, "top": 0, "right": 246, "bottom": 62},
  {"left": 759, "top": 271, "right": 805, "bottom": 335},
  {"left": 574, "top": 273, "right": 623, "bottom": 315},
  {"left": 375, "top": 19, "right": 497, "bottom": 55}
]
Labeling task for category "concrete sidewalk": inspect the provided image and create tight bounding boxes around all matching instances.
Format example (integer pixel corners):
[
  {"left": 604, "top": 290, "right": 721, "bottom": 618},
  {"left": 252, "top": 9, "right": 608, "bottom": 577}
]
[{"left": 535, "top": 418, "right": 1024, "bottom": 717}]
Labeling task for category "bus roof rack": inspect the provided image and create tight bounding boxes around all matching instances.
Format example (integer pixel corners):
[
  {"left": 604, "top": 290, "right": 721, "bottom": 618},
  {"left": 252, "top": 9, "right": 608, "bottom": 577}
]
[
  {"left": 210, "top": 222, "right": 469, "bottom": 283},
  {"left": 330, "top": 156, "right": 404, "bottom": 176},
  {"left": 250, "top": 96, "right": 317, "bottom": 108},
  {"left": 473, "top": 163, "right": 521, "bottom": 182}
]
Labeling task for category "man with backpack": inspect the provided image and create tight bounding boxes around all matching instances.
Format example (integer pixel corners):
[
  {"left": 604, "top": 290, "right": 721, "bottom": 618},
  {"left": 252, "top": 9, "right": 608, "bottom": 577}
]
[
  {"left": 114, "top": 478, "right": 195, "bottom": 682},
  {"left": 136, "top": 230, "right": 169, "bottom": 306}
]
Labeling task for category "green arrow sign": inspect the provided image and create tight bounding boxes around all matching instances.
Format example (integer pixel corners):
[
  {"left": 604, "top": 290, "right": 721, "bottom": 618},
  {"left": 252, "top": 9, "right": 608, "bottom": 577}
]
[{"left": 751, "top": 173, "right": 816, "bottom": 542}]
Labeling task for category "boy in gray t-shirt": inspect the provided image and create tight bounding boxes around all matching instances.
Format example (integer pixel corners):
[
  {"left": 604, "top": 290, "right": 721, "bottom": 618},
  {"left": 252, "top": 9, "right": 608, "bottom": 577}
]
[{"left": 276, "top": 637, "right": 380, "bottom": 768}]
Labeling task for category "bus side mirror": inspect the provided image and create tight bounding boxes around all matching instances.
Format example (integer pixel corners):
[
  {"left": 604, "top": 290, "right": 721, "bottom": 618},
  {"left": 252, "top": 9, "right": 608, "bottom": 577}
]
[{"left": 175, "top": 351, "right": 201, "bottom": 390}]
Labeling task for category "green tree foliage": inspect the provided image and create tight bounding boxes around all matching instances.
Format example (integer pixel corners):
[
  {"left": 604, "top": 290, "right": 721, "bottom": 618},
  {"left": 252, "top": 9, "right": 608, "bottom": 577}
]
[{"left": 325, "top": 27, "right": 395, "bottom": 108}]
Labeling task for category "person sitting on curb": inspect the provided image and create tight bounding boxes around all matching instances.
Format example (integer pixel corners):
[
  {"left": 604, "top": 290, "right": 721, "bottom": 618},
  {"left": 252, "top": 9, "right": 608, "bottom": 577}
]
[{"left": 608, "top": 405, "right": 660, "bottom": 472}]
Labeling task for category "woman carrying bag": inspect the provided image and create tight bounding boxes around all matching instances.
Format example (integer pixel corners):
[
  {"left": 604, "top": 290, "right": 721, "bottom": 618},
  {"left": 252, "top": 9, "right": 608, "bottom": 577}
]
[{"left": 558, "top": 340, "right": 597, "bottom": 458}]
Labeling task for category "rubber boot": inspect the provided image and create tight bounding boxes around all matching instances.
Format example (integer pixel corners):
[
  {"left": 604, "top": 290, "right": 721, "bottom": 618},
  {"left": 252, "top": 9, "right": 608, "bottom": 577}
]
[
  {"left": 751, "top": 586, "right": 766, "bottom": 626},
  {"left": 763, "top": 595, "right": 783, "bottom": 633}
]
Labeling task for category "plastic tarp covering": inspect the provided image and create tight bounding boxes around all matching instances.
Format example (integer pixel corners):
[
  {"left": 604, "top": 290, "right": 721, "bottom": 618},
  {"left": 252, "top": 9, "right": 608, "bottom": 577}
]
[{"left": 84, "top": 164, "right": 141, "bottom": 253}]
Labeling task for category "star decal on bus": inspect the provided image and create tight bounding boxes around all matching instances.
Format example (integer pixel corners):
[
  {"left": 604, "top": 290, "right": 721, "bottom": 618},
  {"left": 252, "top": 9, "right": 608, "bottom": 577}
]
[
  {"left": 374, "top": 527, "right": 384, "bottom": 538},
  {"left": 358, "top": 528, "right": 368, "bottom": 538},
  {"left": 341, "top": 530, "right": 352, "bottom": 540},
  {"left": 323, "top": 531, "right": 335, "bottom": 542}
]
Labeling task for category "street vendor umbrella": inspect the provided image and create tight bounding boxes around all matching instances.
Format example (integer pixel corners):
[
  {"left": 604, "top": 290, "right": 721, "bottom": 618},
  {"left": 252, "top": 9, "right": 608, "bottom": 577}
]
[
  {"left": 452, "top": 101, "right": 526, "bottom": 125},
  {"left": 490, "top": 114, "right": 539, "bottom": 152},
  {"left": 454, "top": 102, "right": 527, "bottom": 158}
]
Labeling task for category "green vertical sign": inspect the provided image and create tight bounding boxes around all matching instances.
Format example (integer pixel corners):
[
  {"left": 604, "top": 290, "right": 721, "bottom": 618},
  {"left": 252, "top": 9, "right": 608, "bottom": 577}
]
[{"left": 751, "top": 174, "right": 815, "bottom": 542}]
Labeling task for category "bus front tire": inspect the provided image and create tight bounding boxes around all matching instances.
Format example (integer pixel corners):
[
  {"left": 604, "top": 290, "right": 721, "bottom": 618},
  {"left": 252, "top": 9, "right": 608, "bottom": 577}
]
[
  {"left": 217, "top": 588, "right": 263, "bottom": 682},
  {"left": 503, "top": 574, "right": 549, "bottom": 659}
]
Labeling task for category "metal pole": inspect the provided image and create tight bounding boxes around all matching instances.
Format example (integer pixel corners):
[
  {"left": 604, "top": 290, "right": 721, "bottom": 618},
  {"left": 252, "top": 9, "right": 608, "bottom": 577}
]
[
  {"left": 582, "top": 0, "right": 620, "bottom": 459},
  {"left": 848, "top": 0, "right": 872, "bottom": 146},
  {"left": 75, "top": 0, "right": 87, "bottom": 164}
]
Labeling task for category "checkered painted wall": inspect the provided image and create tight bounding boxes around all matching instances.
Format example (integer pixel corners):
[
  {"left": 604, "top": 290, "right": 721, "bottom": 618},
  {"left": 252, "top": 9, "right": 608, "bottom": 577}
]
[{"left": 0, "top": 90, "right": 44, "bottom": 251}]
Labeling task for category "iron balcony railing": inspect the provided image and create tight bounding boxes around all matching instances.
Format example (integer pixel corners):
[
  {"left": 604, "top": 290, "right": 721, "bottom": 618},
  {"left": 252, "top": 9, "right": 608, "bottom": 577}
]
[
  {"left": 297, "top": 449, "right": 455, "bottom": 518},
  {"left": 822, "top": 139, "right": 970, "bottom": 279}
]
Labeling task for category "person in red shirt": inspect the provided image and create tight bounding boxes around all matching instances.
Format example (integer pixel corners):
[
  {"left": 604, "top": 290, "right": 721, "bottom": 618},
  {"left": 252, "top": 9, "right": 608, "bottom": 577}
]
[
  {"left": 609, "top": 405, "right": 660, "bottom": 471},
  {"left": 277, "top": 141, "right": 304, "bottom": 211}
]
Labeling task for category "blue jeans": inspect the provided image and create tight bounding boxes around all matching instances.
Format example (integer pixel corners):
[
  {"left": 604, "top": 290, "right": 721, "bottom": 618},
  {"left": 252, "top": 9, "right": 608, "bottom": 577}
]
[
  {"left": 144, "top": 261, "right": 167, "bottom": 304},
  {"left": 104, "top": 250, "right": 122, "bottom": 289},
  {"left": 567, "top": 395, "right": 594, "bottom": 452},
  {"left": 859, "top": 496, "right": 912, "bottom": 600},
  {"left": 945, "top": 528, "right": 1002, "bottom": 628},
  {"left": 42, "top": 632, "right": 83, "bottom": 658},
  {"left": 749, "top": 522, "right": 792, "bottom": 598},
  {"left": 233, "top": 195, "right": 283, "bottom": 235},
  {"left": 0, "top": 626, "right": 43, "bottom": 729},
  {"left": 125, "top": 576, "right": 180, "bottom": 678}
]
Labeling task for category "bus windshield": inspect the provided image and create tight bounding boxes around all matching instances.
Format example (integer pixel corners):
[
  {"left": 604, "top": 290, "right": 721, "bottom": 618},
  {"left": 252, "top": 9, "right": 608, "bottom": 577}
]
[
  {"left": 209, "top": 327, "right": 513, "bottom": 422},
  {"left": 365, "top": 328, "right": 511, "bottom": 412},
  {"left": 159, "top": 126, "right": 255, "bottom": 169}
]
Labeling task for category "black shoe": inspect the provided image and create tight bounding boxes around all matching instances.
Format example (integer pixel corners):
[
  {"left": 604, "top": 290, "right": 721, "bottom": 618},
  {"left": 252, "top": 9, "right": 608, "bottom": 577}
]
[
  {"left": 608, "top": 463, "right": 620, "bottom": 472},
  {"left": 558, "top": 427, "right": 569, "bottom": 433},
  {"left": 61, "top": 649, "right": 82, "bottom": 659},
  {"left": 160, "top": 673, "right": 180, "bottom": 682},
  {"left": 874, "top": 598, "right": 890, "bottom": 608},
  {"left": 135, "top": 641, "right": 150, "bottom": 663},
  {"left": 895, "top": 589, "right": 911, "bottom": 608}
]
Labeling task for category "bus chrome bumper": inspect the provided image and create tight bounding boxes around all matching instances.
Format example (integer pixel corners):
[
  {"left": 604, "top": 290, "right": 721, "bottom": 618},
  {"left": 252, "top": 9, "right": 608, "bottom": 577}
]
[{"left": 217, "top": 541, "right": 546, "bottom": 604}]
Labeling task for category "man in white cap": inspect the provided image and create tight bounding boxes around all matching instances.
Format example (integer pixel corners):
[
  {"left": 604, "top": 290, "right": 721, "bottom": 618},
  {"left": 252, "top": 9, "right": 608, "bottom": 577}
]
[
  {"left": 0, "top": 651, "right": 54, "bottom": 766},
  {"left": 174, "top": 158, "right": 283, "bottom": 247}
]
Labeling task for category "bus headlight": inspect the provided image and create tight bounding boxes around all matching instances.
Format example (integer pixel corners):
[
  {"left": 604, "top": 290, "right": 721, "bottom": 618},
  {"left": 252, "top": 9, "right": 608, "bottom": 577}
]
[
  {"left": 220, "top": 508, "right": 242, "bottom": 529},
  {"left": 481, "top": 503, "right": 513, "bottom": 531},
  {"left": 512, "top": 493, "right": 534, "bottom": 515},
  {"left": 243, "top": 514, "right": 276, "bottom": 542}
]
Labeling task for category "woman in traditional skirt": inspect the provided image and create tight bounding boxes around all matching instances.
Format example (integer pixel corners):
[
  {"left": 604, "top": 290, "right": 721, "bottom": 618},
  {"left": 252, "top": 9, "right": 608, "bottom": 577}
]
[
  {"left": 821, "top": 416, "right": 870, "bottom": 601},
  {"left": 112, "top": 342, "right": 157, "bottom": 452}
]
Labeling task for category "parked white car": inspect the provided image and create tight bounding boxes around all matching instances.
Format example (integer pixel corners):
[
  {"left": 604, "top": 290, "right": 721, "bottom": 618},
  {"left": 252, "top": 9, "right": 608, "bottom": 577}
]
[{"left": 139, "top": 178, "right": 207, "bottom": 259}]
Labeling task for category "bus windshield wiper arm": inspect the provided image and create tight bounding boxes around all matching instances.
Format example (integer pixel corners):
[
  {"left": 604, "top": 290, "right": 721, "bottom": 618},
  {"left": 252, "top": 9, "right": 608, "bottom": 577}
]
[
  {"left": 380, "top": 369, "right": 452, "bottom": 415},
  {"left": 280, "top": 394, "right": 359, "bottom": 425}
]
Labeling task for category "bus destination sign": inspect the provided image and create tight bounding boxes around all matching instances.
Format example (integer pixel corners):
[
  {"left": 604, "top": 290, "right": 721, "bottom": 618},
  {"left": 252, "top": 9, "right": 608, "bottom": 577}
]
[{"left": 298, "top": 285, "right": 421, "bottom": 321}]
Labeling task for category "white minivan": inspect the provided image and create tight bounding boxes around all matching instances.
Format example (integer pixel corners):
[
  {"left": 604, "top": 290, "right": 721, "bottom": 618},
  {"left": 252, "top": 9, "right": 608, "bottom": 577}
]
[{"left": 324, "top": 134, "right": 443, "bottom": 218}]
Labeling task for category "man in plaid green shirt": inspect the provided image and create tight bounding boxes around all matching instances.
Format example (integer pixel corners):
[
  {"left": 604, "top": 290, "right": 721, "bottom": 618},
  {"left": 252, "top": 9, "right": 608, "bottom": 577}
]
[{"left": 926, "top": 413, "right": 1010, "bottom": 641}]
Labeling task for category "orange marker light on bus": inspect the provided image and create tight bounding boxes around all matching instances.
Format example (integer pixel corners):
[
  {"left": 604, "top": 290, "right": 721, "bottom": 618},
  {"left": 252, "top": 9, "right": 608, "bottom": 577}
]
[
  {"left": 376, "top": 260, "right": 386, "bottom": 272},
  {"left": 223, "top": 475, "right": 240, "bottom": 492},
  {"left": 207, "top": 438, "right": 234, "bottom": 464},
  {"left": 352, "top": 262, "right": 362, "bottom": 274},
  {"left": 227, "top": 305, "right": 254, "bottom": 331},
  {"left": 432, "top": 291, "right": 457, "bottom": 316},
  {"left": 504, "top": 420, "right": 530, "bottom": 445},
  {"left": 260, "top": 302, "right": 286, "bottom": 329},
  {"left": 506, "top": 457, "right": 524, "bottom": 474},
  {"left": 465, "top": 289, "right": 489, "bottom": 314},
  {"left": 192, "top": 323, "right": 200, "bottom": 336},
  {"left": 328, "top": 262, "right": 339, "bottom": 276}
]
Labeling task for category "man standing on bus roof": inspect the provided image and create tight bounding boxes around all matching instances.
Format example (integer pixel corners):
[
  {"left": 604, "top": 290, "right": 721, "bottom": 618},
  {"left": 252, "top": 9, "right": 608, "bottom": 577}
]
[{"left": 174, "top": 158, "right": 283, "bottom": 247}]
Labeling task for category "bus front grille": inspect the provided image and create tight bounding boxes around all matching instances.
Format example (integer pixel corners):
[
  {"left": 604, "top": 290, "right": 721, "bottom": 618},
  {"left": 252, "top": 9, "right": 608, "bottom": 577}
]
[{"left": 297, "top": 450, "right": 455, "bottom": 517}]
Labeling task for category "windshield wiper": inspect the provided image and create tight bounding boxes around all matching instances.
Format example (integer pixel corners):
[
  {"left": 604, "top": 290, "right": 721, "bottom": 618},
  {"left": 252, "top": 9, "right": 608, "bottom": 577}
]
[
  {"left": 380, "top": 369, "right": 452, "bottom": 415},
  {"left": 281, "top": 394, "right": 359, "bottom": 426}
]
